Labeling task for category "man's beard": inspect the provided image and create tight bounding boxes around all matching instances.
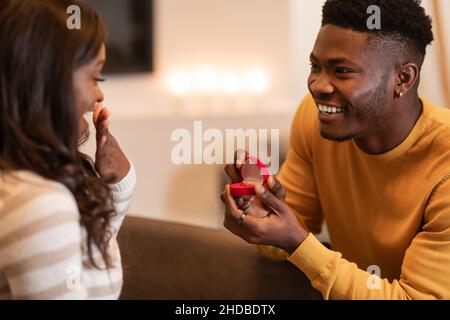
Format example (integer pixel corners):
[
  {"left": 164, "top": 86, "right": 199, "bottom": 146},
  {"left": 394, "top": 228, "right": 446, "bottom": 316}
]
[
  {"left": 320, "top": 78, "right": 388, "bottom": 143},
  {"left": 320, "top": 131, "right": 354, "bottom": 142}
]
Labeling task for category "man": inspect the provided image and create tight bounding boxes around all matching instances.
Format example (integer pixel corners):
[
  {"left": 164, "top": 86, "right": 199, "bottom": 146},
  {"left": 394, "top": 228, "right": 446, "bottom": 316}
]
[{"left": 222, "top": 0, "right": 450, "bottom": 299}]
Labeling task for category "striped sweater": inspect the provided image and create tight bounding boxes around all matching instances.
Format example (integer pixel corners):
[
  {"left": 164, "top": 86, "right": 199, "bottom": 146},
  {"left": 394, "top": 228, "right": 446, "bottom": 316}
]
[{"left": 0, "top": 165, "right": 136, "bottom": 300}]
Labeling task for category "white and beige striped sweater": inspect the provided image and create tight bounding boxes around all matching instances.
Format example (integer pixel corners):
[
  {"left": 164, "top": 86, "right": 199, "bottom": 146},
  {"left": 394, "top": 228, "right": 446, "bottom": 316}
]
[{"left": 0, "top": 165, "right": 136, "bottom": 300}]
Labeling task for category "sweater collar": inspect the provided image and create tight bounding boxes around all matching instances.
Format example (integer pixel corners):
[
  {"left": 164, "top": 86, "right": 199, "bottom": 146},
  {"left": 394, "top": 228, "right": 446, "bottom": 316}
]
[{"left": 351, "top": 97, "right": 431, "bottom": 161}]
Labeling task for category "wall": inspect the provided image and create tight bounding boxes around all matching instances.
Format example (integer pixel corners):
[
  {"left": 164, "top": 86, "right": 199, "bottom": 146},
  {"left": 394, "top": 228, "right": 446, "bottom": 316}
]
[
  {"left": 421, "top": 0, "right": 450, "bottom": 107},
  {"left": 101, "top": 0, "right": 296, "bottom": 118},
  {"left": 100, "top": 0, "right": 450, "bottom": 116}
]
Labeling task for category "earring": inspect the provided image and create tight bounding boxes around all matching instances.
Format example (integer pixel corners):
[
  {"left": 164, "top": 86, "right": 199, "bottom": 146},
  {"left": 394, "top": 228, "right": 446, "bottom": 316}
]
[{"left": 398, "top": 91, "right": 404, "bottom": 98}]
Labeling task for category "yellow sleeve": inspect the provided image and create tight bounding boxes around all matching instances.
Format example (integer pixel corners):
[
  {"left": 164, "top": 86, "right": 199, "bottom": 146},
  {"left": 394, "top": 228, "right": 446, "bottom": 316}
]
[
  {"left": 258, "top": 94, "right": 324, "bottom": 260},
  {"left": 287, "top": 177, "right": 450, "bottom": 300}
]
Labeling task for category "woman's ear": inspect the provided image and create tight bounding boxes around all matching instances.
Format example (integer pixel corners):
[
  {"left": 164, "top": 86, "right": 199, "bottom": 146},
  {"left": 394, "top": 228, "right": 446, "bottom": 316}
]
[{"left": 396, "top": 62, "right": 419, "bottom": 98}]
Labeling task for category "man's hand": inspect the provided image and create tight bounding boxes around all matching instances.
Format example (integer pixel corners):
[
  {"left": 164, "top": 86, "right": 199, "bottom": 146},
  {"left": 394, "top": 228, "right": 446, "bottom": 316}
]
[
  {"left": 224, "top": 149, "right": 247, "bottom": 183},
  {"left": 223, "top": 149, "right": 266, "bottom": 216},
  {"left": 224, "top": 150, "right": 286, "bottom": 218},
  {"left": 93, "top": 103, "right": 130, "bottom": 183},
  {"left": 220, "top": 175, "right": 309, "bottom": 255}
]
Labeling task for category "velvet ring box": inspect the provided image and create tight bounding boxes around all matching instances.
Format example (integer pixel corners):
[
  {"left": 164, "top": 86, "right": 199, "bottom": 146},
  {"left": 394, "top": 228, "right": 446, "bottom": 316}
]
[{"left": 230, "top": 156, "right": 270, "bottom": 196}]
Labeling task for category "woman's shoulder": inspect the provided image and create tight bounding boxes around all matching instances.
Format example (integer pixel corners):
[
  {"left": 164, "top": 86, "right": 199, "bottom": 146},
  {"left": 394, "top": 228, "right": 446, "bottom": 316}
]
[
  {"left": 0, "top": 170, "right": 79, "bottom": 224},
  {"left": 0, "top": 171, "right": 84, "bottom": 295}
]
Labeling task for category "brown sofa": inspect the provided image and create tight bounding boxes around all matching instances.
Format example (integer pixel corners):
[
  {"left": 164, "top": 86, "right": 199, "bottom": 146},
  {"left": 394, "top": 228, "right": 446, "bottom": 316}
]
[{"left": 117, "top": 216, "right": 322, "bottom": 300}]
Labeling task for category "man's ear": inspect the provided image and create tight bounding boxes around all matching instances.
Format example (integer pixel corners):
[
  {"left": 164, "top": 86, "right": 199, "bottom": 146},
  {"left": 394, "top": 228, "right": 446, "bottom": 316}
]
[{"left": 396, "top": 62, "right": 419, "bottom": 98}]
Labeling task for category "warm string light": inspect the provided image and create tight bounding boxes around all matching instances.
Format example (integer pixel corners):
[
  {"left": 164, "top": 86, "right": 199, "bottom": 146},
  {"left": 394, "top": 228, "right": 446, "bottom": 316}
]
[{"left": 167, "top": 68, "right": 269, "bottom": 96}]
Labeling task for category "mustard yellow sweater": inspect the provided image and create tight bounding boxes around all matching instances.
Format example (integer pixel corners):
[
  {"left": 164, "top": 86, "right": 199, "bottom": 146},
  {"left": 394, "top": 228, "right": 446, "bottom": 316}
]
[{"left": 261, "top": 94, "right": 450, "bottom": 299}]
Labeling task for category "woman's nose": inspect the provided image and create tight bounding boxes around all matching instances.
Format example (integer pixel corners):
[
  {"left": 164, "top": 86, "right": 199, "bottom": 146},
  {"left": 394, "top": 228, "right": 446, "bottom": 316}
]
[{"left": 97, "top": 90, "right": 104, "bottom": 103}]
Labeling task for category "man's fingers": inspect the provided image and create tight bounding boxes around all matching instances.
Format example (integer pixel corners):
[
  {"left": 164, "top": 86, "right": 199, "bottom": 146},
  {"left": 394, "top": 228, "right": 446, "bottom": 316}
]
[
  {"left": 223, "top": 208, "right": 260, "bottom": 243},
  {"left": 223, "top": 215, "right": 245, "bottom": 239},
  {"left": 224, "top": 150, "right": 249, "bottom": 183},
  {"left": 223, "top": 186, "right": 253, "bottom": 224},
  {"left": 234, "top": 149, "right": 248, "bottom": 169},
  {"left": 267, "top": 176, "right": 286, "bottom": 200},
  {"left": 221, "top": 185, "right": 267, "bottom": 245},
  {"left": 223, "top": 185, "right": 243, "bottom": 220},
  {"left": 220, "top": 190, "right": 227, "bottom": 204},
  {"left": 224, "top": 164, "right": 242, "bottom": 183},
  {"left": 235, "top": 196, "right": 252, "bottom": 210},
  {"left": 255, "top": 184, "right": 287, "bottom": 215}
]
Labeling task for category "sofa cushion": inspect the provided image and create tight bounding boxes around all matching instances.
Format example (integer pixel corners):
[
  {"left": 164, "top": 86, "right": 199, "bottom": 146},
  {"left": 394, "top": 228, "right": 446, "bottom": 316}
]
[{"left": 118, "top": 216, "right": 322, "bottom": 300}]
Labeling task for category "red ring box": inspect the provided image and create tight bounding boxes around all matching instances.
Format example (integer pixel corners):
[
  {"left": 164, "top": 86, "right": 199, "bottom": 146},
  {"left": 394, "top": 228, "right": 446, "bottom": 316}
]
[{"left": 230, "top": 156, "right": 270, "bottom": 196}]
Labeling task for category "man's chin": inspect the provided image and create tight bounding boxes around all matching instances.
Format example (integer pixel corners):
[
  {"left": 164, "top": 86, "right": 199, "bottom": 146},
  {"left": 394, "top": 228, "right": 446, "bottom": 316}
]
[{"left": 319, "top": 130, "right": 353, "bottom": 143}]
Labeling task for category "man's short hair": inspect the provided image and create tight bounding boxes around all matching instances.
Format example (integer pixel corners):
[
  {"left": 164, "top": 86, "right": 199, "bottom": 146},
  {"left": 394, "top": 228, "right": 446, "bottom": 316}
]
[{"left": 322, "top": 0, "right": 434, "bottom": 57}]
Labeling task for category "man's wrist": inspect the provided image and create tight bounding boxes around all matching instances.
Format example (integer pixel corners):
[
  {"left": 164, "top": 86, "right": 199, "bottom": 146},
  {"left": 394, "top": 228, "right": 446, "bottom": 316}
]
[{"left": 284, "top": 229, "right": 309, "bottom": 255}]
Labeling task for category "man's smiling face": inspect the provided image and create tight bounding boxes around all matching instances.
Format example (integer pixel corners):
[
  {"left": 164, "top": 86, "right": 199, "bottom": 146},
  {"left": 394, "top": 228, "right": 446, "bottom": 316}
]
[{"left": 308, "top": 24, "right": 397, "bottom": 142}]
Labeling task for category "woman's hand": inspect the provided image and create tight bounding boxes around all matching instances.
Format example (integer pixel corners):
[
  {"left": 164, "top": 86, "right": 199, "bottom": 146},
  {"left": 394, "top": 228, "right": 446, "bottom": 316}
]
[
  {"left": 220, "top": 175, "right": 309, "bottom": 255},
  {"left": 93, "top": 103, "right": 130, "bottom": 183}
]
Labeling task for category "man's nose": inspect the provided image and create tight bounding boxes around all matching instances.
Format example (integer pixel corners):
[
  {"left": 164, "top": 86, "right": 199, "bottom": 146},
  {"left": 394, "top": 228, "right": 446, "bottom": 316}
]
[{"left": 309, "top": 73, "right": 335, "bottom": 97}]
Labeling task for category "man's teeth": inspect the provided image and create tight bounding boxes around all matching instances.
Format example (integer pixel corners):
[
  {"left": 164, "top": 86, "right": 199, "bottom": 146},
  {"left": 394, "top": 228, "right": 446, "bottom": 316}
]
[{"left": 318, "top": 104, "right": 344, "bottom": 114}]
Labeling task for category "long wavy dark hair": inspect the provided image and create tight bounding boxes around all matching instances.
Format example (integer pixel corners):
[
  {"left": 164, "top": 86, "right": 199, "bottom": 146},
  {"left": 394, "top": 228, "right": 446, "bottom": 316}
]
[{"left": 0, "top": 0, "right": 115, "bottom": 268}]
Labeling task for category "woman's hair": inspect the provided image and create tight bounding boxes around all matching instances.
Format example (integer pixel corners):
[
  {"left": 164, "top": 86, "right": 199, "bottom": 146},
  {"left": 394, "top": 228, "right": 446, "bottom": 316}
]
[{"left": 0, "top": 0, "right": 114, "bottom": 268}]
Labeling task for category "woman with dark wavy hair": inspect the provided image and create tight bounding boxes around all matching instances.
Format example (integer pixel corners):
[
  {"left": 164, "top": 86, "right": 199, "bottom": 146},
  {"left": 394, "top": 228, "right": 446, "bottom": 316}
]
[{"left": 0, "top": 0, "right": 136, "bottom": 299}]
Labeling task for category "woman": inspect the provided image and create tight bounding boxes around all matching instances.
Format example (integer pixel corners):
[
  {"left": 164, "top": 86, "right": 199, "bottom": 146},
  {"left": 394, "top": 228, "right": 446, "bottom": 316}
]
[{"left": 0, "top": 0, "right": 136, "bottom": 299}]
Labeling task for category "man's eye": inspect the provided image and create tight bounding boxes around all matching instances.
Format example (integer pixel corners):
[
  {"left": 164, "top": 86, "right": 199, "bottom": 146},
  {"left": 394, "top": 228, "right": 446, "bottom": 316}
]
[
  {"left": 309, "top": 62, "right": 320, "bottom": 71},
  {"left": 335, "top": 67, "right": 354, "bottom": 74}
]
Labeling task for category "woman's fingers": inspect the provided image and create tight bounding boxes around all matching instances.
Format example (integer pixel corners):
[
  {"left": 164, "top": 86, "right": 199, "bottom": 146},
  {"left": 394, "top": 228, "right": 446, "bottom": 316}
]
[
  {"left": 93, "top": 103, "right": 110, "bottom": 128},
  {"left": 93, "top": 102, "right": 102, "bottom": 125},
  {"left": 98, "top": 119, "right": 110, "bottom": 133},
  {"left": 97, "top": 108, "right": 110, "bottom": 127},
  {"left": 94, "top": 107, "right": 110, "bottom": 147}
]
